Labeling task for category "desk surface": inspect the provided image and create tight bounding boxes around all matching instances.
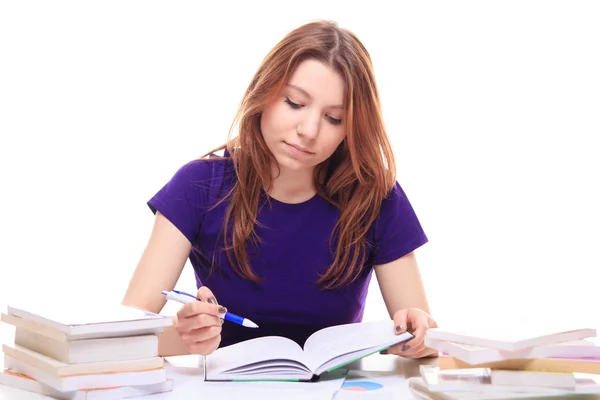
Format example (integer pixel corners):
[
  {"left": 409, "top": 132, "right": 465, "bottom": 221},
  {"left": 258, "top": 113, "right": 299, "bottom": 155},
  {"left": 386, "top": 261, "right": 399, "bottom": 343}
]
[{"left": 0, "top": 353, "right": 436, "bottom": 400}]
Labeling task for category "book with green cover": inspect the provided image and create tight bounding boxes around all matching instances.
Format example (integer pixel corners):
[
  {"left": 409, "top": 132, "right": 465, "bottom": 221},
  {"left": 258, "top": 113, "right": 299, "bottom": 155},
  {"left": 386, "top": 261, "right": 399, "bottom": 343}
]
[{"left": 205, "top": 320, "right": 412, "bottom": 382}]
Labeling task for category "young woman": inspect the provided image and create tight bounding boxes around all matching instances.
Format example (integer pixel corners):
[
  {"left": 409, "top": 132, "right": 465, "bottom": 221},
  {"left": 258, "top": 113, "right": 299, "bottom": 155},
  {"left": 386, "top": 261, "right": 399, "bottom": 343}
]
[{"left": 123, "top": 20, "right": 438, "bottom": 359}]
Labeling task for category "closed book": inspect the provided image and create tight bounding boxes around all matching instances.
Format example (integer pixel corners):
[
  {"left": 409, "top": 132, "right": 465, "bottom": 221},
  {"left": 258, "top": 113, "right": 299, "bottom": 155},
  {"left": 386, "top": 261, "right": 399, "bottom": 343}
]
[
  {"left": 408, "top": 376, "right": 587, "bottom": 400},
  {"left": 4, "top": 354, "right": 167, "bottom": 392},
  {"left": 1, "top": 368, "right": 173, "bottom": 400},
  {"left": 419, "top": 365, "right": 566, "bottom": 394},
  {"left": 425, "top": 337, "right": 600, "bottom": 365},
  {"left": 425, "top": 326, "right": 596, "bottom": 352},
  {"left": 3, "top": 343, "right": 164, "bottom": 376},
  {"left": 417, "top": 365, "right": 600, "bottom": 396},
  {"left": 3, "top": 303, "right": 172, "bottom": 340},
  {"left": 14, "top": 327, "right": 158, "bottom": 364},
  {"left": 438, "top": 354, "right": 600, "bottom": 374},
  {"left": 490, "top": 369, "right": 575, "bottom": 388}
]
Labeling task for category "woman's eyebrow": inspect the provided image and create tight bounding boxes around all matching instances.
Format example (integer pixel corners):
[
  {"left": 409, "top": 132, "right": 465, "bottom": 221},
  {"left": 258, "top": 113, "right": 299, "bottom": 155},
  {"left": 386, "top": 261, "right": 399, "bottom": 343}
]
[{"left": 286, "top": 84, "right": 344, "bottom": 110}]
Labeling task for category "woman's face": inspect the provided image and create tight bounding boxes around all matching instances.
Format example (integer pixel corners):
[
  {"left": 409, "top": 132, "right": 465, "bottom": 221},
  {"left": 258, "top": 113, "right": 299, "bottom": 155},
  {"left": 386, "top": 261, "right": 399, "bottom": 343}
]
[{"left": 260, "top": 59, "right": 346, "bottom": 173}]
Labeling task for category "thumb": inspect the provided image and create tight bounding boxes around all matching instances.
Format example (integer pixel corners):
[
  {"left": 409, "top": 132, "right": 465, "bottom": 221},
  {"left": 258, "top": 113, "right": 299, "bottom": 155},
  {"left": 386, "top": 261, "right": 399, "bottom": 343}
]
[
  {"left": 393, "top": 309, "right": 409, "bottom": 335},
  {"left": 197, "top": 286, "right": 218, "bottom": 305}
]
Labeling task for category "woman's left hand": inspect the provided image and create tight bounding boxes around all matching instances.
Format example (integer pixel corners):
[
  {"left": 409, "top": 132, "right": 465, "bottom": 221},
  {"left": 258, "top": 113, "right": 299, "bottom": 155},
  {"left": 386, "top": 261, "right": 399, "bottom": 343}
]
[{"left": 383, "top": 308, "right": 438, "bottom": 358}]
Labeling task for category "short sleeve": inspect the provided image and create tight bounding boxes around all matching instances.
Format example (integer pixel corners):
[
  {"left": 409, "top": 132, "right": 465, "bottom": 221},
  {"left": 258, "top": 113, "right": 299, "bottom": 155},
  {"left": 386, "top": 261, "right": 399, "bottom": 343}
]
[
  {"left": 372, "top": 182, "right": 429, "bottom": 265},
  {"left": 147, "top": 160, "right": 213, "bottom": 245}
]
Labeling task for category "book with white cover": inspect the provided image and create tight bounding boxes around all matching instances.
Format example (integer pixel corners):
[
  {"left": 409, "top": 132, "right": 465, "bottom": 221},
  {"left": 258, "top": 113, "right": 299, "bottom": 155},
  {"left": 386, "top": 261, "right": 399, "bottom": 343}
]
[
  {"left": 425, "top": 337, "right": 600, "bottom": 365},
  {"left": 3, "top": 343, "right": 164, "bottom": 376},
  {"left": 14, "top": 327, "right": 158, "bottom": 363},
  {"left": 418, "top": 365, "right": 600, "bottom": 395},
  {"left": 1, "top": 369, "right": 173, "bottom": 400},
  {"left": 408, "top": 376, "right": 573, "bottom": 400},
  {"left": 437, "top": 354, "right": 600, "bottom": 374},
  {"left": 490, "top": 369, "right": 575, "bottom": 389},
  {"left": 4, "top": 355, "right": 167, "bottom": 392},
  {"left": 425, "top": 326, "right": 596, "bottom": 352},
  {"left": 3, "top": 303, "right": 172, "bottom": 340}
]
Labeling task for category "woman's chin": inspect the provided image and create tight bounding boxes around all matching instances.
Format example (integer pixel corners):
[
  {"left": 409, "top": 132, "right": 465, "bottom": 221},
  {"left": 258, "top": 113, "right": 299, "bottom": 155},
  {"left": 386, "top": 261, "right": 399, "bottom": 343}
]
[{"left": 272, "top": 154, "right": 313, "bottom": 172}]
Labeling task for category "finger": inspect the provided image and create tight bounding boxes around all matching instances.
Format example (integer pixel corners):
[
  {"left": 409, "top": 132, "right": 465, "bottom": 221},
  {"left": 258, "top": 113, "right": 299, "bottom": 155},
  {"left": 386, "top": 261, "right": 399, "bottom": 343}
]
[
  {"left": 403, "top": 315, "right": 429, "bottom": 348},
  {"left": 384, "top": 343, "right": 404, "bottom": 355},
  {"left": 180, "top": 325, "right": 222, "bottom": 344},
  {"left": 197, "top": 286, "right": 218, "bottom": 305},
  {"left": 381, "top": 310, "right": 413, "bottom": 355},
  {"left": 403, "top": 331, "right": 425, "bottom": 349},
  {"left": 177, "top": 313, "right": 222, "bottom": 332},
  {"left": 188, "top": 333, "right": 221, "bottom": 355},
  {"left": 177, "top": 301, "right": 227, "bottom": 319},
  {"left": 393, "top": 309, "right": 408, "bottom": 335},
  {"left": 386, "top": 340, "right": 425, "bottom": 357},
  {"left": 206, "top": 333, "right": 222, "bottom": 354},
  {"left": 197, "top": 287, "right": 224, "bottom": 322}
]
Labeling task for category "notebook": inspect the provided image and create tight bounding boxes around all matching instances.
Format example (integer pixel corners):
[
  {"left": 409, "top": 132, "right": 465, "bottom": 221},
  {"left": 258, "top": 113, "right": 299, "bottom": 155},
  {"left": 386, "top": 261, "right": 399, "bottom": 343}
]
[
  {"left": 204, "top": 320, "right": 412, "bottom": 382},
  {"left": 3, "top": 303, "right": 173, "bottom": 340}
]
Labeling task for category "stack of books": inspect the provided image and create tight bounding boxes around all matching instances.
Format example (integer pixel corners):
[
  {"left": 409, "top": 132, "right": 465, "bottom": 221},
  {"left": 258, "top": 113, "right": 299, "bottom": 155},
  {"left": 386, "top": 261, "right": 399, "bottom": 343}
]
[
  {"left": 408, "top": 325, "right": 600, "bottom": 399},
  {"left": 0, "top": 302, "right": 175, "bottom": 399}
]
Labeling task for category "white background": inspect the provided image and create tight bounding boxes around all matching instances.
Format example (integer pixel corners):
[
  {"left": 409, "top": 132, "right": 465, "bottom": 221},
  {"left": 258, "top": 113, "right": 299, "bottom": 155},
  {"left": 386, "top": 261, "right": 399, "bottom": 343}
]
[{"left": 1, "top": 1, "right": 599, "bottom": 346}]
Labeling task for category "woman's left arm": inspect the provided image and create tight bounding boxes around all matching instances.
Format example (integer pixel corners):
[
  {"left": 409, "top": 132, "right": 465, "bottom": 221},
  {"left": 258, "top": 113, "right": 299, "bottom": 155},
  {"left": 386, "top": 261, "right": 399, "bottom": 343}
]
[{"left": 374, "top": 251, "right": 438, "bottom": 358}]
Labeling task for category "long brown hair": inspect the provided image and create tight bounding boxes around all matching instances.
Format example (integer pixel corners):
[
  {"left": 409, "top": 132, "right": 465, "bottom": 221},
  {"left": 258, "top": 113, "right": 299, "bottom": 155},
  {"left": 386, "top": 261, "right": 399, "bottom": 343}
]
[{"left": 204, "top": 20, "right": 396, "bottom": 289}]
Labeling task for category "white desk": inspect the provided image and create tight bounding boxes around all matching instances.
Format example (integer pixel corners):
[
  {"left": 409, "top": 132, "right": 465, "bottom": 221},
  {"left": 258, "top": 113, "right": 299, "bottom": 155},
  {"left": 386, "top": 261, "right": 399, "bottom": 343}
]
[{"left": 0, "top": 353, "right": 436, "bottom": 400}]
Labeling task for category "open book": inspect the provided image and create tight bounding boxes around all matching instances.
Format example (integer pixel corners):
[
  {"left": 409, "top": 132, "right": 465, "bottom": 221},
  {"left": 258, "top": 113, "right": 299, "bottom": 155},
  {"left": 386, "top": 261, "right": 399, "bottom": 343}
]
[{"left": 205, "top": 320, "right": 412, "bottom": 382}]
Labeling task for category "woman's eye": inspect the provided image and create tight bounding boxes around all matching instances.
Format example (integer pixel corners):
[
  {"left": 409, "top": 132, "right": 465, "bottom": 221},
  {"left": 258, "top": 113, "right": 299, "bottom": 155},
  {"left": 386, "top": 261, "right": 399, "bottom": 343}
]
[
  {"left": 284, "top": 98, "right": 302, "bottom": 109},
  {"left": 327, "top": 116, "right": 343, "bottom": 125},
  {"left": 284, "top": 97, "right": 342, "bottom": 125}
]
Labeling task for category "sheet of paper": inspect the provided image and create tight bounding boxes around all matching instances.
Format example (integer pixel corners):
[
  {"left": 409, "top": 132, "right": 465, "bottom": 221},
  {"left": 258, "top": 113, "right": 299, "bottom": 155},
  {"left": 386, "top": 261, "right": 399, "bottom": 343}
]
[
  {"left": 155, "top": 364, "right": 347, "bottom": 400},
  {"left": 333, "top": 370, "right": 410, "bottom": 400}
]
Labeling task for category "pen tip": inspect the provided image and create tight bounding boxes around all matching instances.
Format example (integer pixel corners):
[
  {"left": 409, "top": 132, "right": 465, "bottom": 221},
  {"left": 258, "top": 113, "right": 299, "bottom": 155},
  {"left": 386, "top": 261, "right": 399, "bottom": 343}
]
[{"left": 244, "top": 319, "right": 259, "bottom": 328}]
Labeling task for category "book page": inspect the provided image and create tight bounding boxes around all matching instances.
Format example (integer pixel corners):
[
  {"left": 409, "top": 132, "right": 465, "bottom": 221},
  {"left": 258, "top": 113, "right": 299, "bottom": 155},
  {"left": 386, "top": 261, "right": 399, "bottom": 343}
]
[
  {"left": 303, "top": 320, "right": 410, "bottom": 371},
  {"left": 207, "top": 336, "right": 310, "bottom": 377}
]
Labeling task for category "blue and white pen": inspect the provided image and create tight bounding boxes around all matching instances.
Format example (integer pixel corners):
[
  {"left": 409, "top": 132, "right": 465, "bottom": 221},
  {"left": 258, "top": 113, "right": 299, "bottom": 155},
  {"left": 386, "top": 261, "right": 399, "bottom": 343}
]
[{"left": 161, "top": 289, "right": 259, "bottom": 328}]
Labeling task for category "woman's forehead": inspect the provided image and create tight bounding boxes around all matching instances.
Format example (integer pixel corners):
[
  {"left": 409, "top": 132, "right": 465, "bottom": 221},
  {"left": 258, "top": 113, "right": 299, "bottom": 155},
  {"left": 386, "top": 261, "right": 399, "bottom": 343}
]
[{"left": 285, "top": 59, "right": 345, "bottom": 106}]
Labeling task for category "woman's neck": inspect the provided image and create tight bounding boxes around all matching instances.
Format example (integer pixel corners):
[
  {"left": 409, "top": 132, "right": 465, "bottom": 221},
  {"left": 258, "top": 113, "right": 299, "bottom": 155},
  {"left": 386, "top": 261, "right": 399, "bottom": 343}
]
[{"left": 267, "top": 165, "right": 316, "bottom": 204}]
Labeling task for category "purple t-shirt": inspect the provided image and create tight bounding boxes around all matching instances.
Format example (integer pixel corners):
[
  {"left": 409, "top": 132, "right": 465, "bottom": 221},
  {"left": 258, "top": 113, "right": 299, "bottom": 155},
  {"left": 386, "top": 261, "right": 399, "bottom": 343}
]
[{"left": 148, "top": 154, "right": 428, "bottom": 348}]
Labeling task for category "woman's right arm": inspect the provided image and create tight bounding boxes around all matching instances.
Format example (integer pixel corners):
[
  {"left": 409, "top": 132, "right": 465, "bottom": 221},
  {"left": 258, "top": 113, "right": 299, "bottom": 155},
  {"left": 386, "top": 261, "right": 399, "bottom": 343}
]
[{"left": 122, "top": 211, "right": 194, "bottom": 356}]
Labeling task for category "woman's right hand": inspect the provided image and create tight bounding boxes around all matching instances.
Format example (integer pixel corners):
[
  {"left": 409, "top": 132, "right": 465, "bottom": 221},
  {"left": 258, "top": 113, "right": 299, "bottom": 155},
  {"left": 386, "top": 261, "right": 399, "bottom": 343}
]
[{"left": 174, "top": 287, "right": 225, "bottom": 355}]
